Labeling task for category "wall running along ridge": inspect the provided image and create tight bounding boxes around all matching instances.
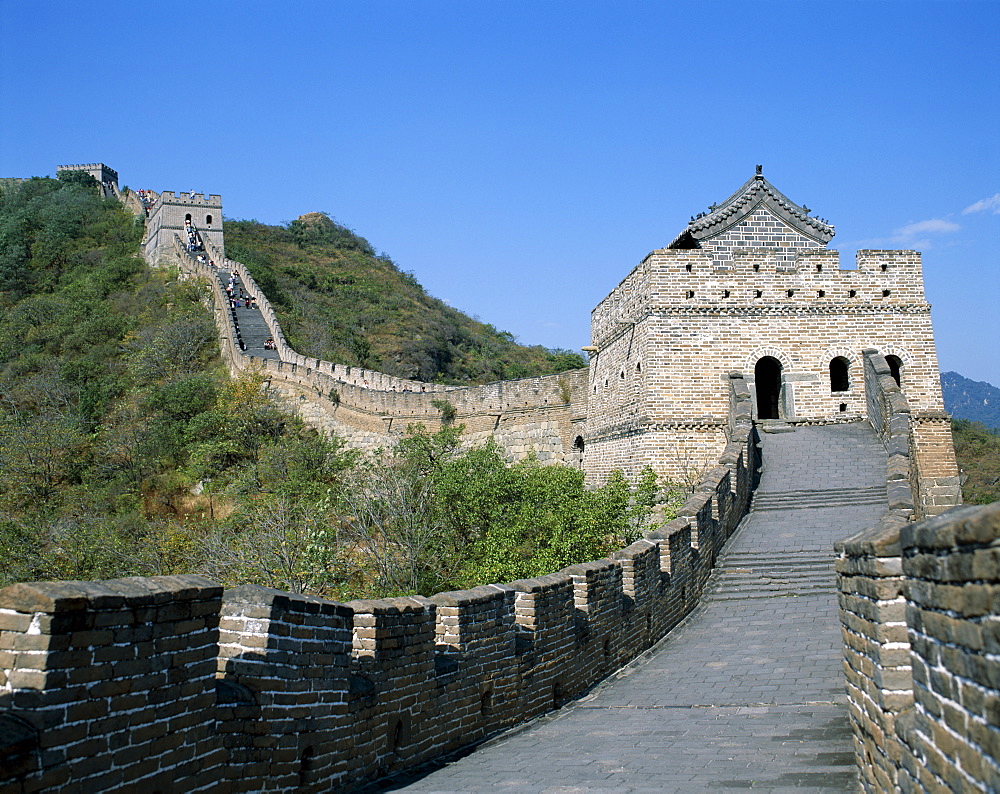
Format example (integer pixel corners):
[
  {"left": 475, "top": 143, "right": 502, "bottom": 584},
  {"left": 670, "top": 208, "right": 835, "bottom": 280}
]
[
  {"left": 0, "top": 378, "right": 760, "bottom": 791},
  {"left": 135, "top": 173, "right": 959, "bottom": 494},
  {"left": 167, "top": 229, "right": 590, "bottom": 466}
]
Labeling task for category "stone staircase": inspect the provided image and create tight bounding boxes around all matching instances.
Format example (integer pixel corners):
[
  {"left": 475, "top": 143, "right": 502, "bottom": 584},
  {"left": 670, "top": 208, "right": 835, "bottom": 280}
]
[
  {"left": 751, "top": 484, "right": 887, "bottom": 511},
  {"left": 704, "top": 479, "right": 887, "bottom": 603},
  {"left": 704, "top": 549, "right": 836, "bottom": 601},
  {"left": 216, "top": 268, "right": 280, "bottom": 361}
]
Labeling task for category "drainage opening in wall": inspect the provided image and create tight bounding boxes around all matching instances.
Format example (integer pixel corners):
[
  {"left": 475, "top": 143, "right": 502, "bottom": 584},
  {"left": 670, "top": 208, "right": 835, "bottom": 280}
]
[
  {"left": 840, "top": 403, "right": 848, "bottom": 412},
  {"left": 390, "top": 714, "right": 410, "bottom": 752},
  {"left": 298, "top": 746, "right": 315, "bottom": 787}
]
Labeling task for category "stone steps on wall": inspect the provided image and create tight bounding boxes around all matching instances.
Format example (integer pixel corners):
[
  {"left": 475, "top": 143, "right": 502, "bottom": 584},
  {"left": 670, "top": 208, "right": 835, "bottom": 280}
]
[
  {"left": 751, "top": 485, "right": 886, "bottom": 511},
  {"left": 217, "top": 269, "right": 280, "bottom": 360},
  {"left": 704, "top": 548, "right": 837, "bottom": 601}
]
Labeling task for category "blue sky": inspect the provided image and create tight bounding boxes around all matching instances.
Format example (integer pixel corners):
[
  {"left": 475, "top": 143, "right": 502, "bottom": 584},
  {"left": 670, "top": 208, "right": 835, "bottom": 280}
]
[{"left": 2, "top": 1, "right": 998, "bottom": 385}]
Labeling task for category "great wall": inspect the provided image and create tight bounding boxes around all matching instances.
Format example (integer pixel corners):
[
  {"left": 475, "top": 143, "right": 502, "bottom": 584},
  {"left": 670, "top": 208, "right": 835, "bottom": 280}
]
[{"left": 1, "top": 164, "right": 997, "bottom": 791}]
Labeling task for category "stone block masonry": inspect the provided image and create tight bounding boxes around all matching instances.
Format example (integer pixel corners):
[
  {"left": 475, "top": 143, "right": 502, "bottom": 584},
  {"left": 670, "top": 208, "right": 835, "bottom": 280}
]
[
  {"left": 0, "top": 382, "right": 758, "bottom": 791},
  {"left": 838, "top": 502, "right": 1000, "bottom": 792},
  {"left": 0, "top": 575, "right": 225, "bottom": 791}
]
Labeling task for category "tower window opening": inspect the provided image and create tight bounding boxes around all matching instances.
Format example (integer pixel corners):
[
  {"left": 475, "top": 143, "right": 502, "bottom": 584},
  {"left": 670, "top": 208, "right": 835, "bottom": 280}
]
[
  {"left": 849, "top": 289, "right": 857, "bottom": 298},
  {"left": 882, "top": 289, "right": 891, "bottom": 297},
  {"left": 206, "top": 214, "right": 213, "bottom": 226},
  {"left": 185, "top": 213, "right": 192, "bottom": 222},
  {"left": 573, "top": 436, "right": 585, "bottom": 452},
  {"left": 886, "top": 355, "right": 903, "bottom": 387},
  {"left": 880, "top": 263, "right": 888, "bottom": 272},
  {"left": 753, "top": 264, "right": 760, "bottom": 272},
  {"left": 818, "top": 290, "right": 825, "bottom": 297},
  {"left": 816, "top": 264, "right": 823, "bottom": 272},
  {"left": 685, "top": 264, "right": 692, "bottom": 272},
  {"left": 830, "top": 357, "right": 850, "bottom": 392}
]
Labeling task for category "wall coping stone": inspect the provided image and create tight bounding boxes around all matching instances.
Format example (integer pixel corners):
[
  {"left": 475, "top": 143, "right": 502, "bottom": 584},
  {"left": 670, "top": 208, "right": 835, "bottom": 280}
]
[{"left": 901, "top": 501, "right": 1000, "bottom": 550}]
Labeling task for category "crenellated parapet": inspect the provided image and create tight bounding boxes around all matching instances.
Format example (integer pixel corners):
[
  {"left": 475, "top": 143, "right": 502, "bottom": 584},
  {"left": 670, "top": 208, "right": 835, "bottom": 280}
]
[
  {"left": 0, "top": 377, "right": 761, "bottom": 791},
  {"left": 145, "top": 192, "right": 224, "bottom": 267},
  {"left": 862, "top": 348, "right": 960, "bottom": 518},
  {"left": 838, "top": 502, "right": 1000, "bottom": 791}
]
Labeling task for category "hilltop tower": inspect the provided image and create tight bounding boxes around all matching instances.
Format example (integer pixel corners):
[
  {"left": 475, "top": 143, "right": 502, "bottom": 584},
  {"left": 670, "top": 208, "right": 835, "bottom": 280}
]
[
  {"left": 144, "top": 191, "right": 224, "bottom": 265},
  {"left": 585, "top": 168, "right": 956, "bottom": 503},
  {"left": 56, "top": 163, "right": 119, "bottom": 198}
]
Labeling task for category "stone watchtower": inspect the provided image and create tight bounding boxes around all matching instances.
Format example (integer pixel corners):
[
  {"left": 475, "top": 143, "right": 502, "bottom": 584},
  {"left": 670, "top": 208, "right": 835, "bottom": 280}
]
[
  {"left": 56, "top": 163, "right": 119, "bottom": 198},
  {"left": 585, "top": 168, "right": 955, "bottom": 498},
  {"left": 144, "top": 191, "right": 224, "bottom": 265}
]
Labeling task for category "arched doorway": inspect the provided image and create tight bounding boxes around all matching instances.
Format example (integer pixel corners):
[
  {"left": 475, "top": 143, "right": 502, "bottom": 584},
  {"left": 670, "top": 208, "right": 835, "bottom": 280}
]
[
  {"left": 885, "top": 355, "right": 903, "bottom": 387},
  {"left": 755, "top": 356, "right": 783, "bottom": 419}
]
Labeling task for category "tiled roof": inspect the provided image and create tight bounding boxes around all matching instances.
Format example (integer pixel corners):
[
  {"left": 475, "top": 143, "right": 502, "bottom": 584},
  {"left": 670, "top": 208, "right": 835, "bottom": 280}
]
[{"left": 668, "top": 170, "right": 835, "bottom": 249}]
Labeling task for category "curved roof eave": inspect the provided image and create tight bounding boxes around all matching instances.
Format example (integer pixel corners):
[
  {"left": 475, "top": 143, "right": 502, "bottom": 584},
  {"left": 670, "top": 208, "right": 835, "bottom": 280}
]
[{"left": 668, "top": 172, "right": 835, "bottom": 248}]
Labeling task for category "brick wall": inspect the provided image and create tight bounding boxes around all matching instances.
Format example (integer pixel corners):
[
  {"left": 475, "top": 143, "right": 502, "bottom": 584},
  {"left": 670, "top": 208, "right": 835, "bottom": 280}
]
[
  {"left": 585, "top": 244, "right": 948, "bottom": 485},
  {"left": 838, "top": 502, "right": 1000, "bottom": 792},
  {"left": 0, "top": 380, "right": 760, "bottom": 792},
  {"left": 167, "top": 237, "right": 591, "bottom": 468},
  {"left": 0, "top": 575, "right": 224, "bottom": 791},
  {"left": 862, "top": 348, "right": 961, "bottom": 518}
]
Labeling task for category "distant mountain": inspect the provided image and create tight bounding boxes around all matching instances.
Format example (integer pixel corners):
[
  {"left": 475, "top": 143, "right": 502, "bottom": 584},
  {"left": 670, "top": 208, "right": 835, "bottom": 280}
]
[{"left": 942, "top": 372, "right": 1000, "bottom": 430}]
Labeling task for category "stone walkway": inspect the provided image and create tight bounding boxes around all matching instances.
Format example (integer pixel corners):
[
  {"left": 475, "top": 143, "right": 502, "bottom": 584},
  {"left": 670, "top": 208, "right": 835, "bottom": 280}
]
[
  {"left": 381, "top": 423, "right": 887, "bottom": 793},
  {"left": 217, "top": 268, "right": 280, "bottom": 360}
]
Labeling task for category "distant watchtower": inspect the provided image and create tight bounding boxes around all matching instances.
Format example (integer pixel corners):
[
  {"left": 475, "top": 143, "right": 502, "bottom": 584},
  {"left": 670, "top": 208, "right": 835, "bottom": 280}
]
[
  {"left": 144, "top": 191, "right": 224, "bottom": 265},
  {"left": 56, "top": 163, "right": 119, "bottom": 198},
  {"left": 585, "top": 168, "right": 952, "bottom": 488}
]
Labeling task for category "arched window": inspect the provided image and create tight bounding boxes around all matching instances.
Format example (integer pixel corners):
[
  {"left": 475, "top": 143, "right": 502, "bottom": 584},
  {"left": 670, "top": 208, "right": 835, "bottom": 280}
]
[
  {"left": 206, "top": 214, "right": 213, "bottom": 226},
  {"left": 185, "top": 213, "right": 192, "bottom": 222},
  {"left": 886, "top": 355, "right": 903, "bottom": 387},
  {"left": 830, "top": 357, "right": 850, "bottom": 392},
  {"left": 573, "top": 436, "right": 585, "bottom": 452}
]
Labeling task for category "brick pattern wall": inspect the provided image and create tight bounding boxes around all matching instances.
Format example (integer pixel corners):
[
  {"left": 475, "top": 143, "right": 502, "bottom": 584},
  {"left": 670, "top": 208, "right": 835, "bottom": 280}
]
[
  {"left": 863, "top": 349, "right": 961, "bottom": 518},
  {"left": 838, "top": 502, "right": 1000, "bottom": 792},
  {"left": 0, "top": 575, "right": 223, "bottom": 791},
  {"left": 586, "top": 245, "right": 948, "bottom": 486},
  {"left": 169, "top": 236, "right": 591, "bottom": 468},
  {"left": 702, "top": 206, "right": 825, "bottom": 265},
  {"left": 837, "top": 515, "right": 915, "bottom": 791},
  {"left": 0, "top": 381, "right": 760, "bottom": 792}
]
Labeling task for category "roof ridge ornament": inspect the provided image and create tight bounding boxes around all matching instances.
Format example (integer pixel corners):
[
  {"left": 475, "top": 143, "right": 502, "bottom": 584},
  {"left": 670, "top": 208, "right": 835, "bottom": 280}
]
[{"left": 755, "top": 164, "right": 763, "bottom": 177}]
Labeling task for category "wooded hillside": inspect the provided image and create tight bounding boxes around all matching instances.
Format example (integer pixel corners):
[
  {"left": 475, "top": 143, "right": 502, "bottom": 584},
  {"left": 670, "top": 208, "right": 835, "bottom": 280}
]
[{"left": 224, "top": 213, "right": 585, "bottom": 384}]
